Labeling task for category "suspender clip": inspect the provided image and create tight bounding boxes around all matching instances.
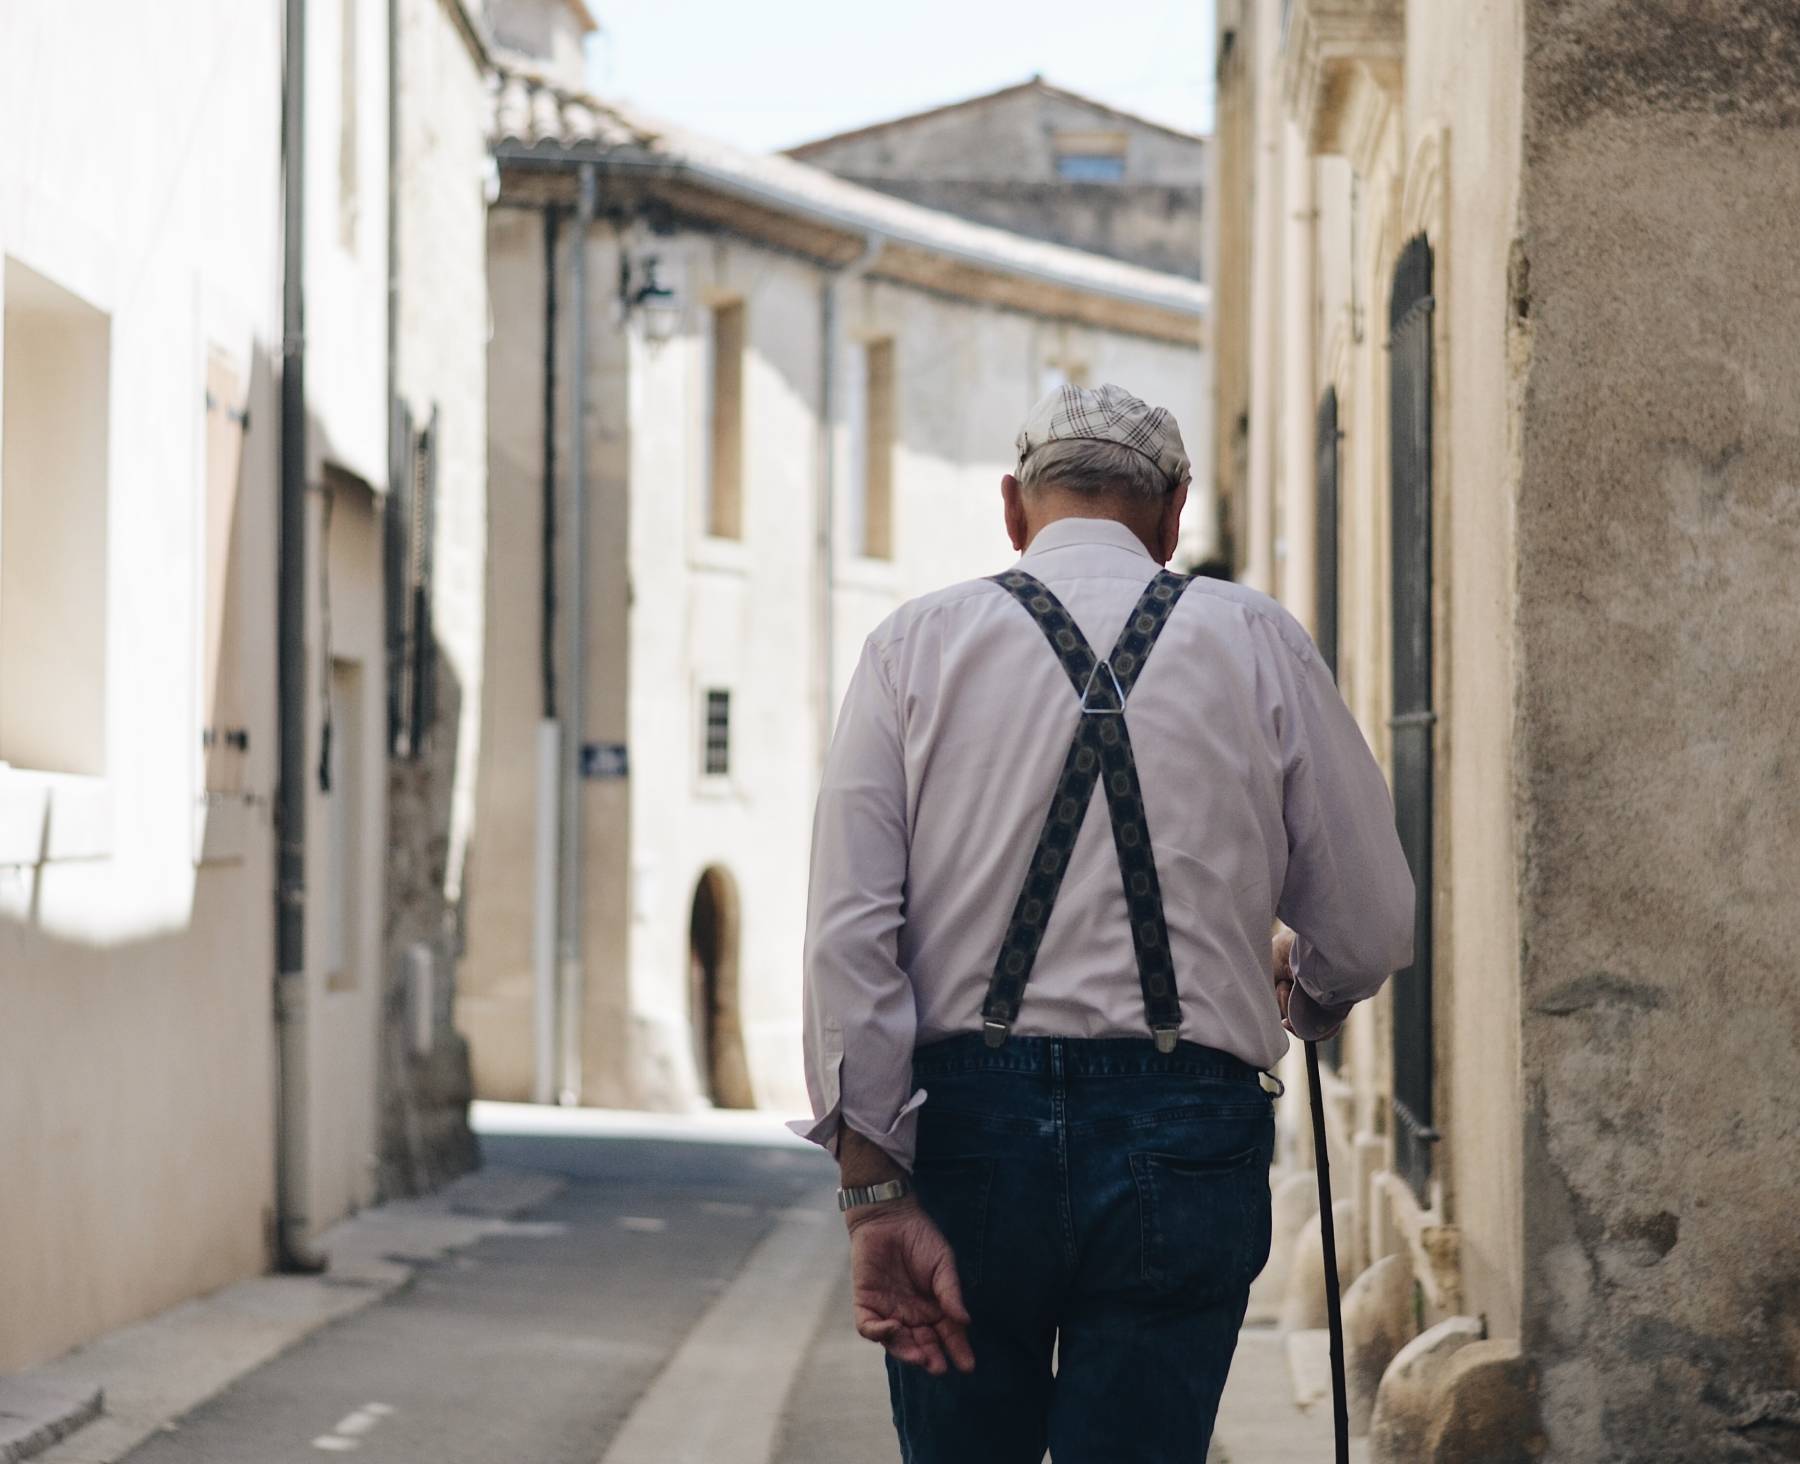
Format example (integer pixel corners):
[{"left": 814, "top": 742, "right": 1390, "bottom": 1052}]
[
  {"left": 1152, "top": 1025, "right": 1180, "bottom": 1055},
  {"left": 982, "top": 1019, "right": 1011, "bottom": 1049}
]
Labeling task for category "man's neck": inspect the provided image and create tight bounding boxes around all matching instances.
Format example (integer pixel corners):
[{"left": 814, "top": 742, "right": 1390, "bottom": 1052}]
[{"left": 1022, "top": 502, "right": 1164, "bottom": 560}]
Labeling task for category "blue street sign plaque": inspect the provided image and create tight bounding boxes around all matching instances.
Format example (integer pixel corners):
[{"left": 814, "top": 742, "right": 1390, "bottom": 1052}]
[{"left": 580, "top": 742, "right": 629, "bottom": 780}]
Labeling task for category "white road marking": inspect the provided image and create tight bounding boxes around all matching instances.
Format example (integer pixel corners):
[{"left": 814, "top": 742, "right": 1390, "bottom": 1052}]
[
  {"left": 617, "top": 1216, "right": 667, "bottom": 1233},
  {"left": 313, "top": 1402, "right": 394, "bottom": 1452},
  {"left": 596, "top": 1196, "right": 842, "bottom": 1464}
]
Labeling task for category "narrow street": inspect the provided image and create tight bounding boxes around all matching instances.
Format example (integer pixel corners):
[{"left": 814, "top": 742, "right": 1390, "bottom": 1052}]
[{"left": 90, "top": 1108, "right": 1337, "bottom": 1464}]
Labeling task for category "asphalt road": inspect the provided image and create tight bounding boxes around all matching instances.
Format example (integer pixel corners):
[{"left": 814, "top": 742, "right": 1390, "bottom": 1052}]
[{"left": 121, "top": 1122, "right": 897, "bottom": 1464}]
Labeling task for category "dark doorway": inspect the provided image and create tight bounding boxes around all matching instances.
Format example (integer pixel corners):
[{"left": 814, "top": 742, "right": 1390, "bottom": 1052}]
[
  {"left": 1389, "top": 233, "right": 1438, "bottom": 1203},
  {"left": 688, "top": 866, "right": 755, "bottom": 1109}
]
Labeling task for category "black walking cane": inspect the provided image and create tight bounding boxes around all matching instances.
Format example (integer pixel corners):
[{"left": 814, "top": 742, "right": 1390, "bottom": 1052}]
[{"left": 1304, "top": 1039, "right": 1350, "bottom": 1464}]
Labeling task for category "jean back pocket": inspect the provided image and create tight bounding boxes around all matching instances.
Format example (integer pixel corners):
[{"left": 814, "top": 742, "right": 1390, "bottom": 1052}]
[{"left": 1130, "top": 1140, "right": 1272, "bottom": 1303}]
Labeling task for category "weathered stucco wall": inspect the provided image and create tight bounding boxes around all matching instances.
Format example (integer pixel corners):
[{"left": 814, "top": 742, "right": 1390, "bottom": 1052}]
[
  {"left": 460, "top": 212, "right": 636, "bottom": 1107},
  {"left": 794, "top": 85, "right": 1208, "bottom": 185},
  {"left": 794, "top": 84, "right": 1208, "bottom": 278},
  {"left": 1516, "top": 3, "right": 1800, "bottom": 1456},
  {"left": 0, "top": 0, "right": 283, "bottom": 1371},
  {"left": 1404, "top": 0, "right": 1527, "bottom": 1344},
  {"left": 378, "top": 0, "right": 488, "bottom": 1196}
]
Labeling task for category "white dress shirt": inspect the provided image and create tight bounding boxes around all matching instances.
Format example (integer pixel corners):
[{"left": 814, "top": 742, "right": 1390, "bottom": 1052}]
[{"left": 793, "top": 517, "right": 1415, "bottom": 1170}]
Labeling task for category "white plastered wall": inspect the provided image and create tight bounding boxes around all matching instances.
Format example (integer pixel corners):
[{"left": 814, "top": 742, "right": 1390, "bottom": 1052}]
[{"left": 0, "top": 0, "right": 284, "bottom": 1370}]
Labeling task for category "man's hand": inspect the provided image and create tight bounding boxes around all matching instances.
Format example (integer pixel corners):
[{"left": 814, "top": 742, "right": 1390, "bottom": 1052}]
[
  {"left": 1272, "top": 925, "right": 1349, "bottom": 1041},
  {"left": 1272, "top": 926, "right": 1298, "bottom": 1033},
  {"left": 846, "top": 1198, "right": 975, "bottom": 1376}
]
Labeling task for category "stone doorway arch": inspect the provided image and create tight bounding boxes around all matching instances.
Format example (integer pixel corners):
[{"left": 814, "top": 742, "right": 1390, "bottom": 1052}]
[{"left": 688, "top": 866, "right": 754, "bottom": 1109}]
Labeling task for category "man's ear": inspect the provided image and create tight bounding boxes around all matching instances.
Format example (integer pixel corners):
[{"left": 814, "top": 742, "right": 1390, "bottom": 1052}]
[{"left": 1002, "top": 473, "right": 1028, "bottom": 552}]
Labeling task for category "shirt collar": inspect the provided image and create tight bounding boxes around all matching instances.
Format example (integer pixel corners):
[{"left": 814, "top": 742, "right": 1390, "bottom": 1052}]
[{"left": 1020, "top": 516, "right": 1157, "bottom": 564}]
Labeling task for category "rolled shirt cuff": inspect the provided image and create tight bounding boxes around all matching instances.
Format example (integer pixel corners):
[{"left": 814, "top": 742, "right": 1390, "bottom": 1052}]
[
  {"left": 786, "top": 1086, "right": 929, "bottom": 1173},
  {"left": 1287, "top": 982, "right": 1356, "bottom": 1042}
]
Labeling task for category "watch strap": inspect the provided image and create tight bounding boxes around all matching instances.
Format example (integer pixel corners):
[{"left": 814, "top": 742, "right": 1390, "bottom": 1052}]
[{"left": 836, "top": 1177, "right": 913, "bottom": 1212}]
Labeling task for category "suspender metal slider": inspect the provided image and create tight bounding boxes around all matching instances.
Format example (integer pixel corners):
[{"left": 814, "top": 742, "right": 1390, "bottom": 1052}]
[
  {"left": 982, "top": 1019, "right": 1011, "bottom": 1049},
  {"left": 1152, "top": 1025, "right": 1180, "bottom": 1055},
  {"left": 1078, "top": 659, "right": 1127, "bottom": 716}
]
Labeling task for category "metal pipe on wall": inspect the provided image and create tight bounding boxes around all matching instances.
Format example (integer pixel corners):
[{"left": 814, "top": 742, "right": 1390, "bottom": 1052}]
[
  {"left": 275, "top": 0, "right": 326, "bottom": 1273},
  {"left": 533, "top": 206, "right": 562, "bottom": 1107},
  {"left": 815, "top": 237, "right": 882, "bottom": 768},
  {"left": 555, "top": 163, "right": 597, "bottom": 1105}
]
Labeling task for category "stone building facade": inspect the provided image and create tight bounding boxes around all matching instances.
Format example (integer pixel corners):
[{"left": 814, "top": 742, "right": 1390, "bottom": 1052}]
[
  {"left": 787, "top": 77, "right": 1208, "bottom": 280},
  {"left": 0, "top": 0, "right": 484, "bottom": 1377},
  {"left": 1212, "top": 0, "right": 1800, "bottom": 1459},
  {"left": 457, "top": 59, "right": 1211, "bottom": 1117}
]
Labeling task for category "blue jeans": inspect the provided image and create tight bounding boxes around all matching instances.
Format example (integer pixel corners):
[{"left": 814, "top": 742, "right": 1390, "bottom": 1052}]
[{"left": 886, "top": 1034, "right": 1275, "bottom": 1464}]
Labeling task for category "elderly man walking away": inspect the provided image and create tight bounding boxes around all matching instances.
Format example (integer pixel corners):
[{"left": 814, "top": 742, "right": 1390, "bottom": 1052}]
[{"left": 792, "top": 384, "right": 1414, "bottom": 1463}]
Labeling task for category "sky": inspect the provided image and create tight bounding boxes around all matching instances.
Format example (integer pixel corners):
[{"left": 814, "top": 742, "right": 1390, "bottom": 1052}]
[{"left": 581, "top": 1, "right": 1216, "bottom": 155}]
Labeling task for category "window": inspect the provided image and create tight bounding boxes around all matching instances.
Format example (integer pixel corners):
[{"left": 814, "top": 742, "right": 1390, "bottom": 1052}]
[
  {"left": 1056, "top": 153, "right": 1127, "bottom": 182},
  {"left": 702, "top": 689, "right": 731, "bottom": 778},
  {"left": 860, "top": 339, "right": 896, "bottom": 560},
  {"left": 1, "top": 258, "right": 110, "bottom": 777},
  {"left": 1053, "top": 131, "right": 1128, "bottom": 183},
  {"left": 706, "top": 302, "right": 745, "bottom": 539},
  {"left": 1388, "top": 233, "right": 1437, "bottom": 1204}
]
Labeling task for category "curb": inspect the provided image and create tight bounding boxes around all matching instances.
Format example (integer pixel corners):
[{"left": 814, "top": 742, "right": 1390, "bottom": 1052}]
[{"left": 0, "top": 1381, "right": 103, "bottom": 1464}]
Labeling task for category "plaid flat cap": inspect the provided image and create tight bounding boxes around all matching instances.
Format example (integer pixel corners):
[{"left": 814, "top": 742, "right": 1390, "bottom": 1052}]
[{"left": 1015, "top": 383, "right": 1190, "bottom": 490}]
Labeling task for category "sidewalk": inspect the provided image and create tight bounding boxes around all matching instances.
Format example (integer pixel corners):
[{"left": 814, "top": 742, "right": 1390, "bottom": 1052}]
[
  {"left": 1, "top": 1167, "right": 564, "bottom": 1464},
  {"left": 1211, "top": 1327, "right": 1370, "bottom": 1464}
]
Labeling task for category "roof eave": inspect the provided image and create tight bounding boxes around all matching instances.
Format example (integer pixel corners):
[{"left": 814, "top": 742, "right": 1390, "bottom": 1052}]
[{"left": 491, "top": 140, "right": 1207, "bottom": 343}]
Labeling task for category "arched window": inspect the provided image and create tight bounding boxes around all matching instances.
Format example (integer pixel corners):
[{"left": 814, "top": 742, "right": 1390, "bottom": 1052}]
[{"left": 1389, "top": 233, "right": 1438, "bottom": 1203}]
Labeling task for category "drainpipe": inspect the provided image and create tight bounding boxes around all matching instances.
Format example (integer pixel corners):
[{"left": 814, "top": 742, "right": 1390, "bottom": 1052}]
[
  {"left": 816, "top": 236, "right": 881, "bottom": 767},
  {"left": 556, "top": 164, "right": 597, "bottom": 1105},
  {"left": 533, "top": 206, "right": 561, "bottom": 1106},
  {"left": 275, "top": 0, "right": 326, "bottom": 1273}
]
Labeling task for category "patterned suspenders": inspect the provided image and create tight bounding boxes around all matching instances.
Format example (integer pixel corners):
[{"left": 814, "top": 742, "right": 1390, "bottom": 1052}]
[{"left": 982, "top": 567, "right": 1193, "bottom": 1053}]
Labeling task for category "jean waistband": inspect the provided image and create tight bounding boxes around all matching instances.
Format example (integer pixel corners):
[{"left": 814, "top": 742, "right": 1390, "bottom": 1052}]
[{"left": 911, "top": 1032, "right": 1263, "bottom": 1085}]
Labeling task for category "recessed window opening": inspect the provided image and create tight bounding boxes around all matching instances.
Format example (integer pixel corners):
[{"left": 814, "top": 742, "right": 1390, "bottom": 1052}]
[
  {"left": 1, "top": 258, "right": 111, "bottom": 777},
  {"left": 1053, "top": 131, "right": 1128, "bottom": 183},
  {"left": 861, "top": 338, "right": 895, "bottom": 560},
  {"left": 706, "top": 301, "right": 745, "bottom": 539},
  {"left": 703, "top": 688, "right": 731, "bottom": 777}
]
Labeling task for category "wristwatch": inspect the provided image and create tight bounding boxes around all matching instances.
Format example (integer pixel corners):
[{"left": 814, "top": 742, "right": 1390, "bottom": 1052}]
[{"left": 836, "top": 1178, "right": 913, "bottom": 1212}]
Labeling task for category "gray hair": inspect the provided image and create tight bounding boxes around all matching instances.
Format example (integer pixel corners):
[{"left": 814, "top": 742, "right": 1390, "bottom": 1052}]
[{"left": 1017, "top": 437, "right": 1175, "bottom": 502}]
